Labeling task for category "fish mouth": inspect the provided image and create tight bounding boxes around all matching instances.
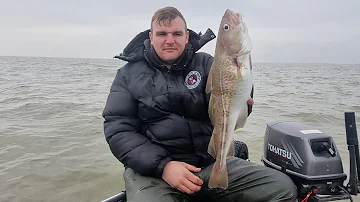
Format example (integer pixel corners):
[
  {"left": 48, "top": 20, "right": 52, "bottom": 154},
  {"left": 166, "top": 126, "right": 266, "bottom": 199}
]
[{"left": 224, "top": 9, "right": 242, "bottom": 25}]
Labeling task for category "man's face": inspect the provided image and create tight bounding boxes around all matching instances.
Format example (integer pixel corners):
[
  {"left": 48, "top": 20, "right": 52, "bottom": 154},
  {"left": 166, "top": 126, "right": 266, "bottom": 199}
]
[{"left": 149, "top": 16, "right": 189, "bottom": 64}]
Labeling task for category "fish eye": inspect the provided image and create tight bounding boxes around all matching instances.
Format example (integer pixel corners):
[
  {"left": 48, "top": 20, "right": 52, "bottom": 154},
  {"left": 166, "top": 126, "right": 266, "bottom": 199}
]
[{"left": 223, "top": 24, "right": 230, "bottom": 31}]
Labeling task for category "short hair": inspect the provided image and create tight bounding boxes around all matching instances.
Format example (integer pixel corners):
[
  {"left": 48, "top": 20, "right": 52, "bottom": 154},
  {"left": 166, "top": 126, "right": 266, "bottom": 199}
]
[{"left": 151, "top": 6, "right": 187, "bottom": 31}]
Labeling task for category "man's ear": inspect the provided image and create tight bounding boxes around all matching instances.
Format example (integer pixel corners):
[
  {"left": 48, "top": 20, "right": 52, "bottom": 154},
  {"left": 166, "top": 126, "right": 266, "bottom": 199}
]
[
  {"left": 149, "top": 31, "right": 153, "bottom": 45},
  {"left": 186, "top": 30, "right": 189, "bottom": 44}
]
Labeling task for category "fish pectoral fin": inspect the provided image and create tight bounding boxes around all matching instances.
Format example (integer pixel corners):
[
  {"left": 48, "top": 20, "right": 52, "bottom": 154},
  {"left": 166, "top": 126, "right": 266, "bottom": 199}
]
[
  {"left": 207, "top": 134, "right": 216, "bottom": 158},
  {"left": 227, "top": 140, "right": 235, "bottom": 157},
  {"left": 236, "top": 56, "right": 242, "bottom": 66},
  {"left": 235, "top": 56, "right": 243, "bottom": 80},
  {"left": 205, "top": 67, "right": 213, "bottom": 94}
]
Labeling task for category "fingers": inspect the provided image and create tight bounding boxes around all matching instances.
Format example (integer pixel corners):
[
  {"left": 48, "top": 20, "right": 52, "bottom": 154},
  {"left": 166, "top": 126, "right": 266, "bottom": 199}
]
[
  {"left": 182, "top": 163, "right": 203, "bottom": 186},
  {"left": 165, "top": 162, "right": 203, "bottom": 194},
  {"left": 176, "top": 180, "right": 201, "bottom": 194},
  {"left": 181, "top": 179, "right": 201, "bottom": 193},
  {"left": 177, "top": 184, "right": 193, "bottom": 194},
  {"left": 185, "top": 171, "right": 203, "bottom": 186},
  {"left": 184, "top": 163, "right": 201, "bottom": 172}
]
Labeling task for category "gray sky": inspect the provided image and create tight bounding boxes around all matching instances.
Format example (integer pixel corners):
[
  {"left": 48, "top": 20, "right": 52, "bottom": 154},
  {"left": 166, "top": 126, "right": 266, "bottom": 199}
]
[{"left": 1, "top": 0, "right": 359, "bottom": 64}]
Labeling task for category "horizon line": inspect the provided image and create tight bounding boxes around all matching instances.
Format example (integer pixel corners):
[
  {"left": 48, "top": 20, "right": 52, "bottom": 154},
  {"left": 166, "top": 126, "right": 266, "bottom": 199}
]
[{"left": 0, "top": 54, "right": 359, "bottom": 65}]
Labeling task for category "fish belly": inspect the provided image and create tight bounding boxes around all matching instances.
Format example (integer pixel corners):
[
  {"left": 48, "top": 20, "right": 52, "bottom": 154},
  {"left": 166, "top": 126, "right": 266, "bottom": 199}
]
[{"left": 231, "top": 72, "right": 253, "bottom": 130}]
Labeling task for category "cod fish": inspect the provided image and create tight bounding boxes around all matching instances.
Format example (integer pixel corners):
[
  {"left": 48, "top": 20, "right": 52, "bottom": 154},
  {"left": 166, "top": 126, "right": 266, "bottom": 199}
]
[{"left": 206, "top": 9, "right": 253, "bottom": 189}]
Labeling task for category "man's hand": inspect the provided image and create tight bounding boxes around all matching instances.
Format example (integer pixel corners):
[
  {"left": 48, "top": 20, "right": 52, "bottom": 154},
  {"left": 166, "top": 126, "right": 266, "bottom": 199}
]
[
  {"left": 162, "top": 161, "right": 203, "bottom": 194},
  {"left": 247, "top": 98, "right": 254, "bottom": 105}
]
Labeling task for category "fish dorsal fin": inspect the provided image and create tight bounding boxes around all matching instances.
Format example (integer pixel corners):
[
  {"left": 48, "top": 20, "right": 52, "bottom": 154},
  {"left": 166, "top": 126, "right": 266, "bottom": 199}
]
[{"left": 205, "top": 66, "right": 213, "bottom": 94}]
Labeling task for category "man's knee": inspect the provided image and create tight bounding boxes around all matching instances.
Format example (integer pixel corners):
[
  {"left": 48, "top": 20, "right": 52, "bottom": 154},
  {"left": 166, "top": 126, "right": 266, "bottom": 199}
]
[
  {"left": 123, "top": 168, "right": 190, "bottom": 202},
  {"left": 237, "top": 161, "right": 298, "bottom": 202},
  {"left": 272, "top": 170, "right": 298, "bottom": 202}
]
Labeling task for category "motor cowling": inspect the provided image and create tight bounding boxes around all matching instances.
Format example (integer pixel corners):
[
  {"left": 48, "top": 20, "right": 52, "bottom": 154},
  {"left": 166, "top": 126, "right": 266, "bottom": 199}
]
[{"left": 261, "top": 121, "right": 347, "bottom": 196}]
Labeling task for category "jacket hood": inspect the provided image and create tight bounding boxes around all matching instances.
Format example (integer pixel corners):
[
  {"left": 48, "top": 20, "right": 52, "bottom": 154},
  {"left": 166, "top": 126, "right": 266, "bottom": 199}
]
[{"left": 113, "top": 28, "right": 216, "bottom": 63}]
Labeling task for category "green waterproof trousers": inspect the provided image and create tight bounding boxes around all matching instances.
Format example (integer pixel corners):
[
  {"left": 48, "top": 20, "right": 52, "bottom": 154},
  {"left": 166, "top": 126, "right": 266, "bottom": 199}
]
[{"left": 123, "top": 157, "right": 297, "bottom": 202}]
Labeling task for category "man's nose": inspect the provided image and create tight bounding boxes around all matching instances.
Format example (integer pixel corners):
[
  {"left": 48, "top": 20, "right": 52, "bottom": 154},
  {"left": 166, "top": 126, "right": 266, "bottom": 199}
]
[{"left": 165, "top": 33, "right": 175, "bottom": 44}]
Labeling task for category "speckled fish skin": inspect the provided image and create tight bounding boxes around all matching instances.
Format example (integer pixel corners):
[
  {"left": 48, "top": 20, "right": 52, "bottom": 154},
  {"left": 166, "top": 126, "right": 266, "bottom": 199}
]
[{"left": 206, "top": 9, "right": 253, "bottom": 189}]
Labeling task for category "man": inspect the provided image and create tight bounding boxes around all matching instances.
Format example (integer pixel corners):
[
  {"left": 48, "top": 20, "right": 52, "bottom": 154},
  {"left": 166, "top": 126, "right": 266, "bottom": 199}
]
[{"left": 103, "top": 6, "right": 297, "bottom": 202}]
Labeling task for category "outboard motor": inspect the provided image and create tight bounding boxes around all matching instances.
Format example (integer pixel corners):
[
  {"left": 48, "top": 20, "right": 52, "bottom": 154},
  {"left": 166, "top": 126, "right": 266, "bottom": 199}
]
[{"left": 262, "top": 112, "right": 360, "bottom": 201}]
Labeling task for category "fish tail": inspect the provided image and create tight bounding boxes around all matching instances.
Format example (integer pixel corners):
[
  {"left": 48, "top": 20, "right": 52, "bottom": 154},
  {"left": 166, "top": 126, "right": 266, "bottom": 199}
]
[{"left": 208, "top": 160, "right": 229, "bottom": 189}]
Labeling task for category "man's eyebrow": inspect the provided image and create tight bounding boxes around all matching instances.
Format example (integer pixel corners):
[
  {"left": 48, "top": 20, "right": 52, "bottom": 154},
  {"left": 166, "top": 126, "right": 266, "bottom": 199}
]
[
  {"left": 155, "top": 31, "right": 167, "bottom": 35},
  {"left": 173, "top": 31, "right": 184, "bottom": 34},
  {"left": 155, "top": 30, "right": 184, "bottom": 35}
]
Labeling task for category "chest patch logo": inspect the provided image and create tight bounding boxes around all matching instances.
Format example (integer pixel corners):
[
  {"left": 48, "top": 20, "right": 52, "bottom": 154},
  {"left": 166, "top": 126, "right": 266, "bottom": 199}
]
[{"left": 184, "top": 71, "right": 201, "bottom": 89}]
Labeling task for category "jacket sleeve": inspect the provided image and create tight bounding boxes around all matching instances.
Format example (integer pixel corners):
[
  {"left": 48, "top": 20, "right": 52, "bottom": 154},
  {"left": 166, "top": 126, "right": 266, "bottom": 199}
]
[{"left": 102, "top": 67, "right": 172, "bottom": 178}]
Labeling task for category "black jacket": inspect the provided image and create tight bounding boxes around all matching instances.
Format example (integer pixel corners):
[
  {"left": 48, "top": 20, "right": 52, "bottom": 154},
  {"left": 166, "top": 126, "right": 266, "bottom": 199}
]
[{"left": 103, "top": 28, "right": 253, "bottom": 178}]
